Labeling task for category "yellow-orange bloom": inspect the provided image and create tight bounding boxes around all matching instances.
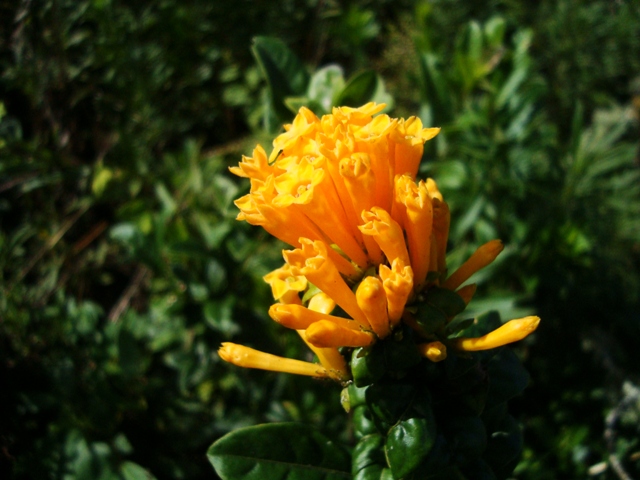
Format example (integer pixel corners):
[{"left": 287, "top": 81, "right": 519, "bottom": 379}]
[
  {"left": 418, "top": 341, "right": 447, "bottom": 363},
  {"left": 359, "top": 207, "right": 410, "bottom": 267},
  {"left": 443, "top": 240, "right": 504, "bottom": 290},
  {"left": 454, "top": 316, "right": 541, "bottom": 351},
  {"left": 222, "top": 102, "right": 539, "bottom": 381},
  {"left": 356, "top": 276, "right": 391, "bottom": 338},
  {"left": 379, "top": 259, "right": 414, "bottom": 325},
  {"left": 283, "top": 239, "right": 370, "bottom": 329},
  {"left": 218, "top": 343, "right": 330, "bottom": 378},
  {"left": 306, "top": 320, "right": 375, "bottom": 348}
]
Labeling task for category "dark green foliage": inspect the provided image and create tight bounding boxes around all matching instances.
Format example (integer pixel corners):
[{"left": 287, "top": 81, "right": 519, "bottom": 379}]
[
  {"left": 342, "top": 313, "right": 530, "bottom": 480},
  {"left": 2, "top": 0, "right": 640, "bottom": 478},
  {"left": 208, "top": 423, "right": 351, "bottom": 480}
]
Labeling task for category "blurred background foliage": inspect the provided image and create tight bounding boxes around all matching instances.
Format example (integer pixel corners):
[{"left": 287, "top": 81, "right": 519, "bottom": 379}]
[{"left": 1, "top": 0, "right": 639, "bottom": 478}]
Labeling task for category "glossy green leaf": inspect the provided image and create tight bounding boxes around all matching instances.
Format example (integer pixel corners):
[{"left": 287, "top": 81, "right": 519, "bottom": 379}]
[
  {"left": 380, "top": 468, "right": 394, "bottom": 480},
  {"left": 386, "top": 417, "right": 436, "bottom": 479},
  {"left": 353, "top": 405, "right": 378, "bottom": 438},
  {"left": 208, "top": 423, "right": 350, "bottom": 480},
  {"left": 352, "top": 434, "right": 385, "bottom": 475},
  {"left": 366, "top": 381, "right": 416, "bottom": 428},
  {"left": 252, "top": 36, "right": 309, "bottom": 121},
  {"left": 354, "top": 465, "right": 385, "bottom": 480},
  {"left": 352, "top": 345, "right": 386, "bottom": 388},
  {"left": 342, "top": 384, "right": 368, "bottom": 412}
]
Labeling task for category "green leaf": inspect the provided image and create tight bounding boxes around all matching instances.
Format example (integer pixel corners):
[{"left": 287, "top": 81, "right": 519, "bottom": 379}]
[
  {"left": 386, "top": 417, "right": 436, "bottom": 479},
  {"left": 307, "top": 65, "right": 345, "bottom": 113},
  {"left": 352, "top": 345, "right": 386, "bottom": 388},
  {"left": 204, "top": 297, "right": 239, "bottom": 337},
  {"left": 352, "top": 434, "right": 386, "bottom": 475},
  {"left": 414, "top": 304, "right": 446, "bottom": 334},
  {"left": 482, "top": 415, "right": 523, "bottom": 479},
  {"left": 417, "top": 53, "right": 453, "bottom": 125},
  {"left": 484, "top": 17, "right": 506, "bottom": 47},
  {"left": 252, "top": 36, "right": 310, "bottom": 121},
  {"left": 443, "top": 416, "right": 487, "bottom": 459},
  {"left": 354, "top": 465, "right": 386, "bottom": 480},
  {"left": 426, "top": 287, "right": 467, "bottom": 318},
  {"left": 284, "top": 96, "right": 319, "bottom": 115},
  {"left": 120, "top": 461, "right": 157, "bottom": 480},
  {"left": 366, "top": 381, "right": 416, "bottom": 428},
  {"left": 445, "top": 317, "right": 475, "bottom": 336},
  {"left": 353, "top": 405, "right": 378, "bottom": 438},
  {"left": 335, "top": 71, "right": 377, "bottom": 108},
  {"left": 343, "top": 384, "right": 368, "bottom": 412},
  {"left": 485, "top": 348, "right": 530, "bottom": 406},
  {"left": 460, "top": 310, "right": 502, "bottom": 339},
  {"left": 208, "top": 423, "right": 350, "bottom": 480}
]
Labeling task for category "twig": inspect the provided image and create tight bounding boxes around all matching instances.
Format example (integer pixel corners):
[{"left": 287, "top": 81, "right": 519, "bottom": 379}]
[
  {"left": 72, "top": 220, "right": 108, "bottom": 254},
  {"left": 604, "top": 382, "right": 640, "bottom": 480},
  {"left": 17, "top": 205, "right": 89, "bottom": 282},
  {"left": 107, "top": 265, "right": 150, "bottom": 323}
]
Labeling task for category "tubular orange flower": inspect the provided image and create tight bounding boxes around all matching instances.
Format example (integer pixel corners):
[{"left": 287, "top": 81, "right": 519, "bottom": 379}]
[
  {"left": 269, "top": 303, "right": 361, "bottom": 331},
  {"left": 298, "top": 293, "right": 349, "bottom": 381},
  {"left": 392, "top": 118, "right": 440, "bottom": 179},
  {"left": 274, "top": 158, "right": 369, "bottom": 268},
  {"left": 430, "top": 196, "right": 450, "bottom": 273},
  {"left": 218, "top": 343, "right": 329, "bottom": 378},
  {"left": 395, "top": 177, "right": 433, "bottom": 289},
  {"left": 283, "top": 239, "right": 370, "bottom": 329},
  {"left": 443, "top": 240, "right": 504, "bottom": 290},
  {"left": 339, "top": 153, "right": 384, "bottom": 265},
  {"left": 378, "top": 259, "right": 414, "bottom": 325},
  {"left": 307, "top": 291, "right": 336, "bottom": 314},
  {"left": 356, "top": 276, "right": 391, "bottom": 338},
  {"left": 221, "top": 102, "right": 539, "bottom": 381},
  {"left": 306, "top": 320, "right": 376, "bottom": 348},
  {"left": 359, "top": 207, "right": 410, "bottom": 267},
  {"left": 454, "top": 316, "right": 541, "bottom": 351}
]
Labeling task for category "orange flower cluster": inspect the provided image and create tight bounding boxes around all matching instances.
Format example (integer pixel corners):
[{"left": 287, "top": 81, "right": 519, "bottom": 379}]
[{"left": 218, "top": 103, "right": 539, "bottom": 381}]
